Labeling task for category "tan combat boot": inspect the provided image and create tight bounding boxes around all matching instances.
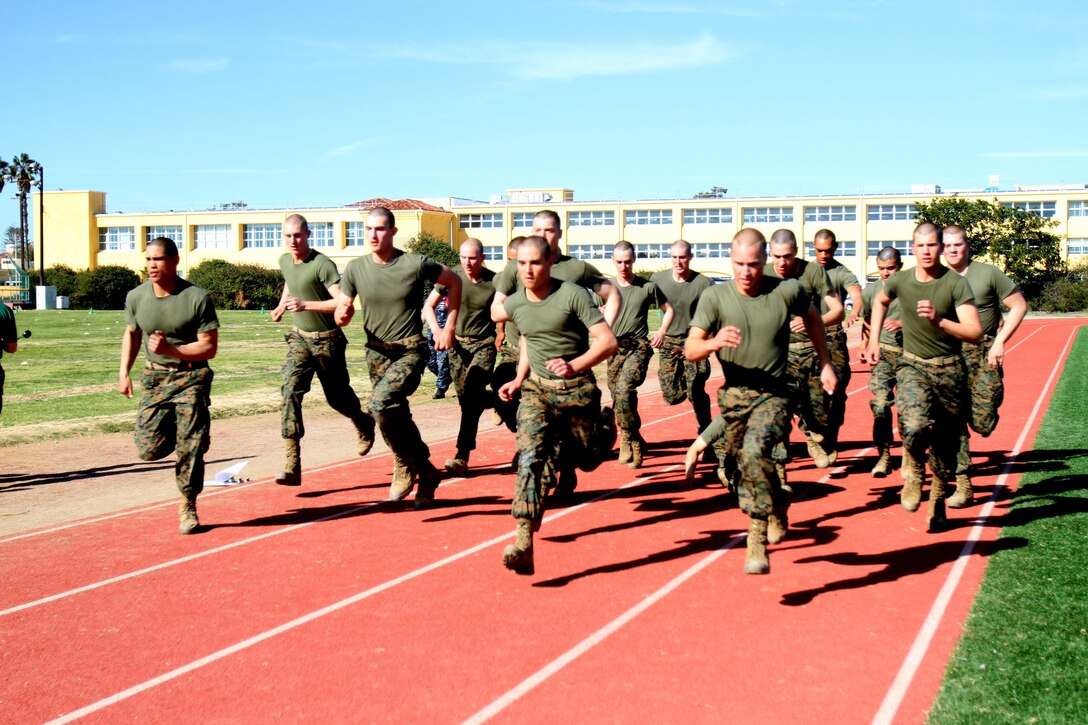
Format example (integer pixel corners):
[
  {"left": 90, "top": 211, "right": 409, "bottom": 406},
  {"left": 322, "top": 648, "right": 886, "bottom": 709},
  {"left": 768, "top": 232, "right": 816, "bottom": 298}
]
[
  {"left": 628, "top": 437, "right": 644, "bottom": 469},
  {"left": 274, "top": 439, "right": 302, "bottom": 487},
  {"left": 745, "top": 518, "right": 770, "bottom": 575},
  {"left": 946, "top": 474, "right": 974, "bottom": 509},
  {"left": 928, "top": 475, "right": 948, "bottom": 532},
  {"left": 414, "top": 461, "right": 442, "bottom": 510},
  {"left": 806, "top": 434, "right": 830, "bottom": 469},
  {"left": 354, "top": 413, "right": 376, "bottom": 456},
  {"left": 502, "top": 518, "right": 535, "bottom": 575},
  {"left": 900, "top": 450, "right": 923, "bottom": 512},
  {"left": 617, "top": 432, "right": 632, "bottom": 465},
  {"left": 444, "top": 453, "right": 468, "bottom": 476},
  {"left": 871, "top": 445, "right": 892, "bottom": 478},
  {"left": 768, "top": 499, "right": 790, "bottom": 545},
  {"left": 388, "top": 454, "right": 414, "bottom": 501},
  {"left": 178, "top": 496, "right": 200, "bottom": 535}
]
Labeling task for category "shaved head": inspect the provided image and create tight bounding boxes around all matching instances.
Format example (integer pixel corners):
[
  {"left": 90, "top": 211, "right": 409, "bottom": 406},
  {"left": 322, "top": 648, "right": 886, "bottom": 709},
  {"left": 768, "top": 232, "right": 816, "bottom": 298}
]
[
  {"left": 769, "top": 228, "right": 797, "bottom": 251},
  {"left": 732, "top": 228, "right": 767, "bottom": 258}
]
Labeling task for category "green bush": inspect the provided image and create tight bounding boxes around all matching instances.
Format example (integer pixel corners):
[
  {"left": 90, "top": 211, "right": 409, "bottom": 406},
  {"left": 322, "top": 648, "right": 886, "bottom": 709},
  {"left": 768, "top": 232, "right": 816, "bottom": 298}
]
[
  {"left": 187, "top": 259, "right": 281, "bottom": 310},
  {"left": 406, "top": 231, "right": 458, "bottom": 297},
  {"left": 44, "top": 264, "right": 80, "bottom": 297},
  {"left": 1034, "top": 270, "right": 1088, "bottom": 312},
  {"left": 71, "top": 265, "right": 141, "bottom": 310}
]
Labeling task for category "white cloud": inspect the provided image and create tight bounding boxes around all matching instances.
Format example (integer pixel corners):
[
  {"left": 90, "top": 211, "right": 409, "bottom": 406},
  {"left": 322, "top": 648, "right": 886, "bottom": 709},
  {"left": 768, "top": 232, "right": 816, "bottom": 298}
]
[
  {"left": 979, "top": 150, "right": 1088, "bottom": 159},
  {"left": 168, "top": 57, "right": 230, "bottom": 73},
  {"left": 383, "top": 32, "right": 736, "bottom": 81},
  {"left": 324, "top": 138, "right": 388, "bottom": 158}
]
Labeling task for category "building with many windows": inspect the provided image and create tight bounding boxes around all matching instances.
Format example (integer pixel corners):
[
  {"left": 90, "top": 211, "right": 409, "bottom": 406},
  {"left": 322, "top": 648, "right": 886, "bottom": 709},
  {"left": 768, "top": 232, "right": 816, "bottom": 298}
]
[{"left": 31, "top": 184, "right": 1088, "bottom": 285}]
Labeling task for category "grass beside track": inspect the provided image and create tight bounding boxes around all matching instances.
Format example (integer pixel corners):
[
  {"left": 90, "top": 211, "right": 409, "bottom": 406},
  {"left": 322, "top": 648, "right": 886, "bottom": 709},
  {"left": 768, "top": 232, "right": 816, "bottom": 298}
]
[
  {"left": 928, "top": 328, "right": 1088, "bottom": 723},
  {"left": 0, "top": 309, "right": 386, "bottom": 446}
]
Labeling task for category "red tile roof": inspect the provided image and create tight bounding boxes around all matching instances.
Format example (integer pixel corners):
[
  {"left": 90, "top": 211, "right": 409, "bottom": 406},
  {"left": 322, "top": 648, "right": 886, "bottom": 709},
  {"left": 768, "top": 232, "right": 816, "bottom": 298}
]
[{"left": 345, "top": 197, "right": 450, "bottom": 213}]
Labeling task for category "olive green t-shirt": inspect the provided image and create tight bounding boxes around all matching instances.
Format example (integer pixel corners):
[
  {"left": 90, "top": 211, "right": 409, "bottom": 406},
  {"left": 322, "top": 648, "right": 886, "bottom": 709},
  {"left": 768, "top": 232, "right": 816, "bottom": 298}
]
[
  {"left": 340, "top": 250, "right": 443, "bottom": 343},
  {"left": 124, "top": 279, "right": 220, "bottom": 366},
  {"left": 962, "top": 261, "right": 1019, "bottom": 337},
  {"left": 611, "top": 277, "right": 663, "bottom": 339},
  {"left": 503, "top": 279, "right": 605, "bottom": 380},
  {"left": 764, "top": 259, "right": 833, "bottom": 343},
  {"left": 436, "top": 266, "right": 496, "bottom": 339},
  {"left": 649, "top": 270, "right": 713, "bottom": 336},
  {"left": 862, "top": 280, "right": 903, "bottom": 347},
  {"left": 691, "top": 277, "right": 810, "bottom": 380},
  {"left": 0, "top": 302, "right": 15, "bottom": 360},
  {"left": 883, "top": 266, "right": 976, "bottom": 359},
  {"left": 279, "top": 250, "right": 340, "bottom": 333}
]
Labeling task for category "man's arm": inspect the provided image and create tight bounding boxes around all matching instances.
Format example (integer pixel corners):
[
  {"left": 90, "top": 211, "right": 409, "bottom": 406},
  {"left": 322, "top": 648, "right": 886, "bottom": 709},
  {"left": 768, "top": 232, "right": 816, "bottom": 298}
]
[
  {"left": 334, "top": 293, "right": 356, "bottom": 327},
  {"left": 269, "top": 284, "right": 289, "bottom": 322},
  {"left": 433, "top": 267, "right": 461, "bottom": 350},
  {"left": 685, "top": 325, "right": 741, "bottom": 362},
  {"left": 545, "top": 320, "right": 618, "bottom": 378},
  {"left": 597, "top": 280, "right": 622, "bottom": 328},
  {"left": 801, "top": 303, "right": 837, "bottom": 394},
  {"left": 148, "top": 328, "right": 218, "bottom": 362},
  {"left": 650, "top": 302, "right": 675, "bottom": 348},
  {"left": 989, "top": 291, "right": 1028, "bottom": 366},
  {"left": 491, "top": 291, "right": 510, "bottom": 324},
  {"left": 118, "top": 327, "right": 143, "bottom": 398},
  {"left": 916, "top": 300, "right": 981, "bottom": 344},
  {"left": 282, "top": 282, "right": 342, "bottom": 317},
  {"left": 422, "top": 288, "right": 443, "bottom": 337},
  {"left": 498, "top": 335, "right": 531, "bottom": 401},
  {"left": 843, "top": 284, "right": 863, "bottom": 328},
  {"left": 867, "top": 290, "right": 891, "bottom": 365}
]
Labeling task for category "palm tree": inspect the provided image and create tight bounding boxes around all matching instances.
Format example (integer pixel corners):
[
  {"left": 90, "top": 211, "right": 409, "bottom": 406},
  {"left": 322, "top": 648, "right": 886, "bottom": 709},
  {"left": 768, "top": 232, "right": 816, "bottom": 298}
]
[{"left": 6, "top": 154, "right": 40, "bottom": 271}]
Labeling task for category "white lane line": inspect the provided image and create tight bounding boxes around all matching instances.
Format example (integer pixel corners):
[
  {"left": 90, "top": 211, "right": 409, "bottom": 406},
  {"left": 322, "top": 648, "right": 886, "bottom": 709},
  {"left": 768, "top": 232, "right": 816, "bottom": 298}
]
[
  {"left": 45, "top": 467, "right": 674, "bottom": 725},
  {"left": 2, "top": 411, "right": 690, "bottom": 617},
  {"left": 871, "top": 325, "right": 1077, "bottom": 725}
]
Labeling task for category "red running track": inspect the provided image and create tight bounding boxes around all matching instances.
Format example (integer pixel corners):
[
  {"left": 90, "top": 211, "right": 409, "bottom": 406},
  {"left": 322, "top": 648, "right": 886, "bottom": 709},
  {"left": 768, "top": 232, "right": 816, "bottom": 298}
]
[{"left": 0, "top": 317, "right": 1083, "bottom": 724}]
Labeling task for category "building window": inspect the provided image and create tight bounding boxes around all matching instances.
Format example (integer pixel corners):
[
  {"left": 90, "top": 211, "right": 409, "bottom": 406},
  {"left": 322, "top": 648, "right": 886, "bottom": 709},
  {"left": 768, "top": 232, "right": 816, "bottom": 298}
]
[
  {"left": 98, "top": 227, "right": 136, "bottom": 252},
  {"left": 345, "top": 221, "right": 365, "bottom": 247},
  {"left": 512, "top": 212, "right": 535, "bottom": 228},
  {"left": 633, "top": 243, "right": 673, "bottom": 259},
  {"left": 568, "top": 210, "right": 615, "bottom": 227},
  {"left": 146, "top": 225, "right": 183, "bottom": 245},
  {"left": 459, "top": 213, "right": 503, "bottom": 229},
  {"left": 1068, "top": 238, "right": 1088, "bottom": 256},
  {"left": 1069, "top": 201, "right": 1087, "bottom": 218},
  {"left": 742, "top": 206, "right": 794, "bottom": 224},
  {"left": 805, "top": 241, "right": 857, "bottom": 258},
  {"left": 867, "top": 240, "right": 913, "bottom": 257},
  {"left": 867, "top": 204, "right": 917, "bottom": 221},
  {"left": 1003, "top": 200, "right": 1057, "bottom": 218},
  {"left": 568, "top": 244, "right": 612, "bottom": 260},
  {"left": 194, "top": 224, "right": 232, "bottom": 250},
  {"left": 804, "top": 205, "right": 857, "bottom": 222},
  {"left": 309, "top": 222, "right": 334, "bottom": 248},
  {"left": 683, "top": 208, "right": 732, "bottom": 224},
  {"left": 482, "top": 246, "right": 505, "bottom": 261},
  {"left": 243, "top": 223, "right": 282, "bottom": 249},
  {"left": 693, "top": 242, "right": 731, "bottom": 258},
  {"left": 625, "top": 209, "right": 673, "bottom": 225}
]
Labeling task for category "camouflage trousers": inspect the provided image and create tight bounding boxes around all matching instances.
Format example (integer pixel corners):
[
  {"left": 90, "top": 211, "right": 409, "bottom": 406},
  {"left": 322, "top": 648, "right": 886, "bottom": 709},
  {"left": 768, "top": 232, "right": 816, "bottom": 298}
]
[
  {"left": 135, "top": 366, "right": 214, "bottom": 500},
  {"left": 896, "top": 356, "right": 967, "bottom": 482},
  {"left": 957, "top": 336, "right": 1005, "bottom": 475},
  {"left": 774, "top": 343, "right": 830, "bottom": 463},
  {"left": 281, "top": 329, "right": 369, "bottom": 440},
  {"left": 450, "top": 335, "right": 497, "bottom": 455},
  {"left": 826, "top": 327, "right": 851, "bottom": 444},
  {"left": 868, "top": 345, "right": 901, "bottom": 447},
  {"left": 513, "top": 373, "right": 608, "bottom": 521},
  {"left": 366, "top": 340, "right": 431, "bottom": 467},
  {"left": 715, "top": 386, "right": 790, "bottom": 519},
  {"left": 658, "top": 334, "right": 712, "bottom": 432},
  {"left": 607, "top": 336, "right": 652, "bottom": 440},
  {"left": 491, "top": 341, "right": 520, "bottom": 433}
]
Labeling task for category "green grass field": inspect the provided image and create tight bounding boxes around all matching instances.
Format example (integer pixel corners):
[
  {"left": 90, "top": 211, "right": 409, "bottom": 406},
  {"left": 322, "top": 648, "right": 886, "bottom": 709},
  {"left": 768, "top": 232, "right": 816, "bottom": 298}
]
[
  {"left": 928, "top": 328, "right": 1088, "bottom": 723},
  {"left": 0, "top": 309, "right": 402, "bottom": 446}
]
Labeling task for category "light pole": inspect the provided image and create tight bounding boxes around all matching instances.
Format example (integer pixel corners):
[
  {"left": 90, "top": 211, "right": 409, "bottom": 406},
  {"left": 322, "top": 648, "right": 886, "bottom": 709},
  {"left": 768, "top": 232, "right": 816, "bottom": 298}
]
[{"left": 32, "top": 162, "right": 44, "bottom": 285}]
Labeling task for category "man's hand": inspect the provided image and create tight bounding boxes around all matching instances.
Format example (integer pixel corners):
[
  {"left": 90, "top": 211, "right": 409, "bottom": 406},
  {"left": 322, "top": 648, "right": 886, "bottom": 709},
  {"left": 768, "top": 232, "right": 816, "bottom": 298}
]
[
  {"left": 119, "top": 373, "right": 133, "bottom": 399},
  {"left": 883, "top": 319, "right": 902, "bottom": 333},
  {"left": 703, "top": 326, "right": 741, "bottom": 354},
  {"left": 988, "top": 339, "right": 1006, "bottom": 368},
  {"left": 434, "top": 327, "right": 455, "bottom": 351},
  {"left": 916, "top": 300, "right": 941, "bottom": 326},
  {"left": 147, "top": 330, "right": 176, "bottom": 357},
  {"left": 269, "top": 304, "right": 285, "bottom": 323},
  {"left": 545, "top": 358, "right": 577, "bottom": 378},
  {"left": 498, "top": 379, "right": 522, "bottom": 402},
  {"left": 819, "top": 363, "right": 838, "bottom": 395},
  {"left": 284, "top": 295, "right": 306, "bottom": 313},
  {"left": 650, "top": 330, "right": 666, "bottom": 348},
  {"left": 789, "top": 316, "right": 806, "bottom": 334}
]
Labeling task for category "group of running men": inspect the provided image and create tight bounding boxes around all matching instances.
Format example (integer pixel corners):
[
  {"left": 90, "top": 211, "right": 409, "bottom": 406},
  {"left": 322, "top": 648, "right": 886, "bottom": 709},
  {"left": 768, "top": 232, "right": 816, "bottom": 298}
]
[{"left": 119, "top": 207, "right": 1025, "bottom": 576}]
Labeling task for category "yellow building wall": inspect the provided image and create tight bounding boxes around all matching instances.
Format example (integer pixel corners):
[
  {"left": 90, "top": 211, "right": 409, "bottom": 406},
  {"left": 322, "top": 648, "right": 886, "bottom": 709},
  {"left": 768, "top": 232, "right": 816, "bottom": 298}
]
[{"left": 32, "top": 190, "right": 106, "bottom": 271}]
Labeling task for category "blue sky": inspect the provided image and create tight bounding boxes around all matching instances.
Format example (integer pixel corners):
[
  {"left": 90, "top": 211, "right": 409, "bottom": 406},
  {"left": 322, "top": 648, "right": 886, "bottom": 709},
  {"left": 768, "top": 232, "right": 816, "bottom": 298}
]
[{"left": 3, "top": 0, "right": 1086, "bottom": 228}]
